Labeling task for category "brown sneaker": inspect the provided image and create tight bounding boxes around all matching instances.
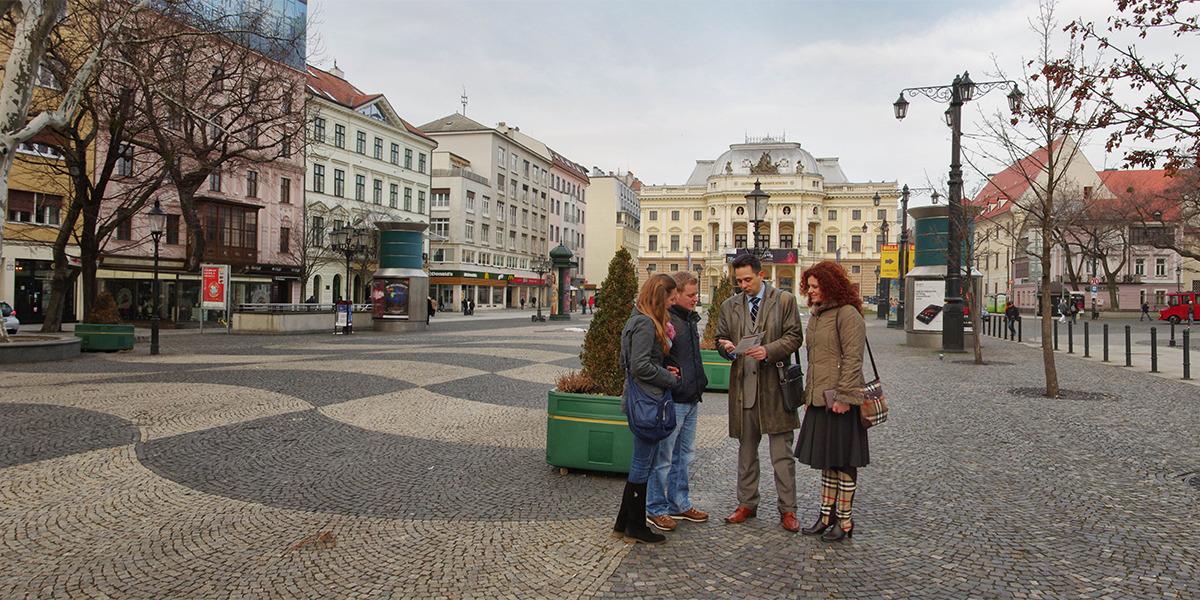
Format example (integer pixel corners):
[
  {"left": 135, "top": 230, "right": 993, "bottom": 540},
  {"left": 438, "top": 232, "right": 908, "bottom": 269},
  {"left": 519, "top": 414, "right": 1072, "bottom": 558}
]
[
  {"left": 646, "top": 514, "right": 677, "bottom": 531},
  {"left": 670, "top": 508, "right": 709, "bottom": 523}
]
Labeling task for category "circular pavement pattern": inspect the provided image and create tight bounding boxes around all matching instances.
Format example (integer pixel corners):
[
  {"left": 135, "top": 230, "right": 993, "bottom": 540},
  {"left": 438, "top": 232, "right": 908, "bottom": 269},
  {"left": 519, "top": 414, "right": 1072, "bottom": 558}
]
[{"left": 1, "top": 316, "right": 1198, "bottom": 599}]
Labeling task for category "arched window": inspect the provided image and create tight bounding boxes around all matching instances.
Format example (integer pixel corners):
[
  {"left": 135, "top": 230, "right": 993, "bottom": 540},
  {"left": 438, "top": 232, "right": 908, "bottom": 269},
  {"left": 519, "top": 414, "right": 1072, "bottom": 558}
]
[
  {"left": 333, "top": 274, "right": 342, "bottom": 302},
  {"left": 313, "top": 275, "right": 322, "bottom": 303}
]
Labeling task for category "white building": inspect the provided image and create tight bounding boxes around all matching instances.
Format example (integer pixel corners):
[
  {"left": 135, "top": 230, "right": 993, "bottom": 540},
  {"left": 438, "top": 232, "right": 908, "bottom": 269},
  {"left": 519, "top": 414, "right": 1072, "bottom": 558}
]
[
  {"left": 418, "top": 114, "right": 558, "bottom": 311},
  {"left": 585, "top": 169, "right": 641, "bottom": 291},
  {"left": 305, "top": 64, "right": 435, "bottom": 303}
]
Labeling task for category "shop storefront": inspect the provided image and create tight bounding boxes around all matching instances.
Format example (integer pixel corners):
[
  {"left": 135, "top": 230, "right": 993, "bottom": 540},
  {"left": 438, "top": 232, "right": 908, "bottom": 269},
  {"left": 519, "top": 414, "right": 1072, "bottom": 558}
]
[
  {"left": 428, "top": 269, "right": 510, "bottom": 311},
  {"left": 12, "top": 258, "right": 76, "bottom": 324},
  {"left": 99, "top": 264, "right": 298, "bottom": 325}
]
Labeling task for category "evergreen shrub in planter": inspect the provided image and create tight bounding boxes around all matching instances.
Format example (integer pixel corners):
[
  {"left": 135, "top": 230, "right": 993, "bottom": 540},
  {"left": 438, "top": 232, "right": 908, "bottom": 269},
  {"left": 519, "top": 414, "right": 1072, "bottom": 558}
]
[
  {"left": 699, "top": 269, "right": 734, "bottom": 392},
  {"left": 546, "top": 248, "right": 637, "bottom": 473}
]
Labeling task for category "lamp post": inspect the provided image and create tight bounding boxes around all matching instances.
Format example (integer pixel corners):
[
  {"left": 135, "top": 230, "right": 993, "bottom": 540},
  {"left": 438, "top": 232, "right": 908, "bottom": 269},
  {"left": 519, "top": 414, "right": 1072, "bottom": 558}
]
[
  {"left": 894, "top": 71, "right": 1023, "bottom": 351},
  {"left": 744, "top": 180, "right": 770, "bottom": 260},
  {"left": 890, "top": 185, "right": 938, "bottom": 328},
  {"left": 531, "top": 257, "right": 552, "bottom": 322},
  {"left": 330, "top": 226, "right": 370, "bottom": 334},
  {"left": 147, "top": 199, "right": 166, "bottom": 355}
]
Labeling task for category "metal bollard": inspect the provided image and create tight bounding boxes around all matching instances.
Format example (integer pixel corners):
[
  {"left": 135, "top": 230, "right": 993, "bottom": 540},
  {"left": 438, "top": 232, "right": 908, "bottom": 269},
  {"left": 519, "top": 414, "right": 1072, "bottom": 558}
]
[
  {"left": 1004, "top": 317, "right": 1009, "bottom": 340},
  {"left": 1018, "top": 318, "right": 1022, "bottom": 342},
  {"left": 1068, "top": 322, "right": 1074, "bottom": 353},
  {"left": 1125, "top": 325, "right": 1132, "bottom": 367},
  {"left": 1103, "top": 323, "right": 1110, "bottom": 362},
  {"left": 1084, "top": 322, "right": 1090, "bottom": 357},
  {"left": 1150, "top": 327, "right": 1158, "bottom": 373},
  {"left": 1170, "top": 321, "right": 1176, "bottom": 347},
  {"left": 1054, "top": 320, "right": 1060, "bottom": 350},
  {"left": 1184, "top": 330, "right": 1192, "bottom": 381}
]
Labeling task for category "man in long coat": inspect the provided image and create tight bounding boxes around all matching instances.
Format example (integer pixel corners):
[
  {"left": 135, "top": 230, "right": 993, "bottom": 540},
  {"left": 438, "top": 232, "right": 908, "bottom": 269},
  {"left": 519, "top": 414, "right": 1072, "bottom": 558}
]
[{"left": 716, "top": 253, "right": 804, "bottom": 532}]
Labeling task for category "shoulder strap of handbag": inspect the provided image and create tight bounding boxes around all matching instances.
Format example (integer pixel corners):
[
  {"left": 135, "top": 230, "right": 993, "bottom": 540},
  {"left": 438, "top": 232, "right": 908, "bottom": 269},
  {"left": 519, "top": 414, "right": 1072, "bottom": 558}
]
[
  {"left": 773, "top": 291, "right": 801, "bottom": 367},
  {"left": 833, "top": 307, "right": 879, "bottom": 383}
]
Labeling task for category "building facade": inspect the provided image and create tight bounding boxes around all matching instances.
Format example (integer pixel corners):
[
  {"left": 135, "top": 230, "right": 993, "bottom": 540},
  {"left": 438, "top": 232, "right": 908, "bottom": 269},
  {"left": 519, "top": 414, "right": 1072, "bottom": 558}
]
[
  {"left": 638, "top": 137, "right": 896, "bottom": 301},
  {"left": 305, "top": 64, "right": 435, "bottom": 304},
  {"left": 970, "top": 135, "right": 1189, "bottom": 313},
  {"left": 547, "top": 147, "right": 589, "bottom": 305},
  {"left": 420, "top": 114, "right": 572, "bottom": 311},
  {"left": 584, "top": 169, "right": 641, "bottom": 292}
]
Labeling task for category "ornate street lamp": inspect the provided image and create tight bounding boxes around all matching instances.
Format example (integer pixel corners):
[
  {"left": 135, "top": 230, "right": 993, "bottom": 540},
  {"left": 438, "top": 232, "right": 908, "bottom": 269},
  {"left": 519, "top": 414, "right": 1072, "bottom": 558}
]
[
  {"left": 744, "top": 179, "right": 770, "bottom": 260},
  {"left": 531, "top": 256, "right": 552, "bottom": 322},
  {"left": 330, "top": 226, "right": 370, "bottom": 334},
  {"left": 147, "top": 199, "right": 167, "bottom": 355},
  {"left": 894, "top": 71, "right": 1023, "bottom": 351}
]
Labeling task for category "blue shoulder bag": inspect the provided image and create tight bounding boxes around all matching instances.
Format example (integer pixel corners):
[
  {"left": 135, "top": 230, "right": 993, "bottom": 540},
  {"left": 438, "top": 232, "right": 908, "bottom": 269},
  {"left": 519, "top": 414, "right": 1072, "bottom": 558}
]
[{"left": 621, "top": 329, "right": 677, "bottom": 442}]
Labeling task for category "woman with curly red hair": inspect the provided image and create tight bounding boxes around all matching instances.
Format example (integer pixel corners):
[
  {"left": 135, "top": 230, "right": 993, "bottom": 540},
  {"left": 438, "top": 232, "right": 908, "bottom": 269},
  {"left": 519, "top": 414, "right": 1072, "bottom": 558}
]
[{"left": 794, "top": 260, "right": 868, "bottom": 542}]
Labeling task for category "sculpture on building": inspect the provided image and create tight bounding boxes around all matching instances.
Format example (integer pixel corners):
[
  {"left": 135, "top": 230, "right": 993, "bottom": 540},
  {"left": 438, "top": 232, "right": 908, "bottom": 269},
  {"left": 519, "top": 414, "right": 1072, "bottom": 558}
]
[{"left": 750, "top": 152, "right": 781, "bottom": 175}]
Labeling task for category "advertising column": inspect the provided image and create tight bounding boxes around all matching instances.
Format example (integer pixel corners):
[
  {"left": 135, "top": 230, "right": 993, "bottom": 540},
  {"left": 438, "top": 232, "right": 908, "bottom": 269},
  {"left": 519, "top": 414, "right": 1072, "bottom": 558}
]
[{"left": 200, "top": 264, "right": 230, "bottom": 333}]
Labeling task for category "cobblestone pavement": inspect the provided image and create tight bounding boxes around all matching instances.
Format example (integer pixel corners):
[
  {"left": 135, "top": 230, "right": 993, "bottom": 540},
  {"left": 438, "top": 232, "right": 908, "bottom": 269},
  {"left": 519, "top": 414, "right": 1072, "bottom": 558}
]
[{"left": 1, "top": 314, "right": 1198, "bottom": 599}]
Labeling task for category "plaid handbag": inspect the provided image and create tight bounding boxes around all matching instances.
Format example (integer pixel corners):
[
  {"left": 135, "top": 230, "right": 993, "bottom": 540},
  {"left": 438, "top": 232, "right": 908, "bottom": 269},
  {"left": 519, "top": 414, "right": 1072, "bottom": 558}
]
[
  {"left": 858, "top": 337, "right": 887, "bottom": 429},
  {"left": 830, "top": 310, "right": 888, "bottom": 429}
]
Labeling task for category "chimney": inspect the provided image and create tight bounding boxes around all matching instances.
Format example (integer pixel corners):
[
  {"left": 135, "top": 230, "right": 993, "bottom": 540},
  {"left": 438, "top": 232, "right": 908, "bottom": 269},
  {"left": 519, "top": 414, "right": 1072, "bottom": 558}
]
[{"left": 330, "top": 60, "right": 344, "bottom": 79}]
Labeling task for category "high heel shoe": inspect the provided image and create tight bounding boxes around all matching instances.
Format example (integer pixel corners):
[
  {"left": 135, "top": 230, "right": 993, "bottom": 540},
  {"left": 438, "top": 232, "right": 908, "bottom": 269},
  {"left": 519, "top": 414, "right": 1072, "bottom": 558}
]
[
  {"left": 820, "top": 520, "right": 853, "bottom": 542},
  {"left": 801, "top": 513, "right": 833, "bottom": 536}
]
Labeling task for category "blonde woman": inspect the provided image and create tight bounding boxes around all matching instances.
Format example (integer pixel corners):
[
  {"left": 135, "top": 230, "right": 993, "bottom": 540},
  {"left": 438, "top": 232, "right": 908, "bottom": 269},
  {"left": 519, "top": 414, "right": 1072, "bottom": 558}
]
[{"left": 612, "top": 273, "right": 681, "bottom": 545}]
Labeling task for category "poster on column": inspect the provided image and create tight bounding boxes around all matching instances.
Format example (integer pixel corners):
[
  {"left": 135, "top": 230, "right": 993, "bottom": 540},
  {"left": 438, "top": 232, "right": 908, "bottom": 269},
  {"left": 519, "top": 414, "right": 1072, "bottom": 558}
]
[
  {"left": 887, "top": 279, "right": 900, "bottom": 326},
  {"left": 911, "top": 280, "right": 945, "bottom": 331}
]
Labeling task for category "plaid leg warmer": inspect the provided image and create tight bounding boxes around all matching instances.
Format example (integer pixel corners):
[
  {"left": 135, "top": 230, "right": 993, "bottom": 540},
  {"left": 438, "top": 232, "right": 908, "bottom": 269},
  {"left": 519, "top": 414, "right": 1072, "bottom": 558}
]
[
  {"left": 835, "top": 468, "right": 857, "bottom": 526},
  {"left": 819, "top": 469, "right": 839, "bottom": 523}
]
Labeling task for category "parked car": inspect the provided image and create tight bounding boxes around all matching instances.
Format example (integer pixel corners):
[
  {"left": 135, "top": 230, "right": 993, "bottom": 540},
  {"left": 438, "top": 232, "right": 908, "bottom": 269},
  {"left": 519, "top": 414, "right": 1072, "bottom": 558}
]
[{"left": 1, "top": 301, "right": 18, "bottom": 334}]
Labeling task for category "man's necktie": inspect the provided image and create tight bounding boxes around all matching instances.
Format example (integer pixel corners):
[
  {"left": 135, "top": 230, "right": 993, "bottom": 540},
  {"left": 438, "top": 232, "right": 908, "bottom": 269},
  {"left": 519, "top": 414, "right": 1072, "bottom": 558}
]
[{"left": 750, "top": 296, "right": 760, "bottom": 325}]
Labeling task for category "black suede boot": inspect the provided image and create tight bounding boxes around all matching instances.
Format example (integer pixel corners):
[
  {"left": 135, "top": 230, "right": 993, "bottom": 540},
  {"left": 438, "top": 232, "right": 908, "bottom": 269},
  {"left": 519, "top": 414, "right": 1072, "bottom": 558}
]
[
  {"left": 622, "top": 482, "right": 666, "bottom": 545},
  {"left": 612, "top": 481, "right": 636, "bottom": 538}
]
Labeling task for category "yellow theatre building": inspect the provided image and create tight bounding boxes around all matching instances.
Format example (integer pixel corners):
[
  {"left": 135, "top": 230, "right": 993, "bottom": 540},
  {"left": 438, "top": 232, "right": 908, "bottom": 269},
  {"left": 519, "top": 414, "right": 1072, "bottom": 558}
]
[{"left": 638, "top": 136, "right": 897, "bottom": 300}]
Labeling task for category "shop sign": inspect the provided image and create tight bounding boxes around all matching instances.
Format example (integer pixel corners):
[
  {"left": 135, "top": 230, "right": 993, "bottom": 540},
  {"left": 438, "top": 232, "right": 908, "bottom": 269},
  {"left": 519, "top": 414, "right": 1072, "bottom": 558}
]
[{"left": 201, "top": 264, "right": 230, "bottom": 310}]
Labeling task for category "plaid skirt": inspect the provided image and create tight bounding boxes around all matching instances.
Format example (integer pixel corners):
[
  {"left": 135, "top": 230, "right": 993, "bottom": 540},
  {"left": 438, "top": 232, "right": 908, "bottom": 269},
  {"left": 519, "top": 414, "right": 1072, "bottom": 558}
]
[{"left": 794, "top": 404, "right": 870, "bottom": 470}]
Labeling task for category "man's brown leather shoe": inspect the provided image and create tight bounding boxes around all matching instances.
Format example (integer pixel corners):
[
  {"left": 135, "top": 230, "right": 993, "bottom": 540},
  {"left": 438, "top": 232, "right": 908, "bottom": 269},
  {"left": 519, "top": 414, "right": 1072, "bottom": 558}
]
[
  {"left": 780, "top": 511, "right": 800, "bottom": 532},
  {"left": 723, "top": 506, "right": 757, "bottom": 523}
]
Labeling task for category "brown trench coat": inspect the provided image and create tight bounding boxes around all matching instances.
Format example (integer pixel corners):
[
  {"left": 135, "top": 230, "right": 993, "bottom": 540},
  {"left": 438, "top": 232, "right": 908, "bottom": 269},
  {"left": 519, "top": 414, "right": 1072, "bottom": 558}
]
[
  {"left": 715, "top": 284, "right": 804, "bottom": 437},
  {"left": 804, "top": 302, "right": 867, "bottom": 407}
]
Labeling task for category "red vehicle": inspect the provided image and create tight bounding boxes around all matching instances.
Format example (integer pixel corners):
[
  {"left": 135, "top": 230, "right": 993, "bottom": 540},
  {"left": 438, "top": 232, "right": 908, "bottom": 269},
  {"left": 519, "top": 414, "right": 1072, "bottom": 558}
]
[{"left": 1159, "top": 292, "right": 1200, "bottom": 324}]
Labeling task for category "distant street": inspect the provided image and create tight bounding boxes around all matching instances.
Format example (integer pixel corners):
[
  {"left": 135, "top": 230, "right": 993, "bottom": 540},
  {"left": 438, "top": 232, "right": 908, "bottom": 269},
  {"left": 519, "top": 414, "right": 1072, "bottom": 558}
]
[{"left": 1, "top": 314, "right": 1197, "bottom": 599}]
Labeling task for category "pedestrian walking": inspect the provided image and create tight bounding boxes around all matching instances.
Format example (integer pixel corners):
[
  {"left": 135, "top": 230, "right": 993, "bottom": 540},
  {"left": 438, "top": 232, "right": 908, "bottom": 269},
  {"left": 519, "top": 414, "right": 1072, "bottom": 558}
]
[
  {"left": 521, "top": 297, "right": 526, "bottom": 310},
  {"left": 589, "top": 295, "right": 596, "bottom": 313},
  {"left": 1070, "top": 299, "right": 1080, "bottom": 324},
  {"left": 794, "top": 260, "right": 869, "bottom": 542},
  {"left": 462, "top": 297, "right": 468, "bottom": 316},
  {"left": 645, "top": 271, "right": 709, "bottom": 532},
  {"left": 612, "top": 273, "right": 681, "bottom": 545},
  {"left": 1188, "top": 298, "right": 1195, "bottom": 327},
  {"left": 468, "top": 298, "right": 476, "bottom": 315},
  {"left": 1005, "top": 302, "right": 1019, "bottom": 336},
  {"left": 715, "top": 253, "right": 805, "bottom": 533},
  {"left": 1058, "top": 298, "right": 1069, "bottom": 324},
  {"left": 1140, "top": 301, "right": 1151, "bottom": 321},
  {"left": 427, "top": 297, "right": 436, "bottom": 325}
]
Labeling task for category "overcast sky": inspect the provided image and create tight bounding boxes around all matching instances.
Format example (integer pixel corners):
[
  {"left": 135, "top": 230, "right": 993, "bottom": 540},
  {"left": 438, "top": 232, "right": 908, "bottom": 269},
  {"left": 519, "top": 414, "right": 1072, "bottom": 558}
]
[{"left": 306, "top": 0, "right": 1160, "bottom": 207}]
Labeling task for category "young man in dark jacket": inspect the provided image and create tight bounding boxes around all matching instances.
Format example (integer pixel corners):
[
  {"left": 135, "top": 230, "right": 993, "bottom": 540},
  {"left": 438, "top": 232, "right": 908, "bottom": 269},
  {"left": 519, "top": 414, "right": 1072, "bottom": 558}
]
[{"left": 646, "top": 271, "right": 710, "bottom": 531}]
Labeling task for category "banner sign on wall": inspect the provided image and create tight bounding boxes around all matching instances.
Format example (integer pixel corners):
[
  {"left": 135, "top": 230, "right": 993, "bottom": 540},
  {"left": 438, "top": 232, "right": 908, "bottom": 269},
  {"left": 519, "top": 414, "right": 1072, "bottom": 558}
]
[{"left": 201, "top": 264, "right": 229, "bottom": 311}]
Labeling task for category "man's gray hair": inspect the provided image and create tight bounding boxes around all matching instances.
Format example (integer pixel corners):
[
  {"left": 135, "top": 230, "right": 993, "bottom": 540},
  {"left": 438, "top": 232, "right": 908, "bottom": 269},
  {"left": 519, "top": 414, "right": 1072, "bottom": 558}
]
[{"left": 672, "top": 270, "right": 698, "bottom": 289}]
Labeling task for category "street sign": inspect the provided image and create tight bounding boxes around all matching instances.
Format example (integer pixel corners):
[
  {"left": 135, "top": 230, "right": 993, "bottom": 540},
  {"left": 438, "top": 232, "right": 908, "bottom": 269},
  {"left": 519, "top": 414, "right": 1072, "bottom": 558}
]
[
  {"left": 1091, "top": 285, "right": 1099, "bottom": 294},
  {"left": 1089, "top": 277, "right": 1100, "bottom": 286}
]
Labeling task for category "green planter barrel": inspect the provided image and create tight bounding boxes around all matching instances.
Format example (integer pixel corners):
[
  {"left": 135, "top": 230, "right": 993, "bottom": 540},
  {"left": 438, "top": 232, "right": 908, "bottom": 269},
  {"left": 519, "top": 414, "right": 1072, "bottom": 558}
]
[
  {"left": 546, "top": 389, "right": 632, "bottom": 474},
  {"left": 701, "top": 349, "right": 730, "bottom": 392},
  {"left": 74, "top": 324, "right": 135, "bottom": 351}
]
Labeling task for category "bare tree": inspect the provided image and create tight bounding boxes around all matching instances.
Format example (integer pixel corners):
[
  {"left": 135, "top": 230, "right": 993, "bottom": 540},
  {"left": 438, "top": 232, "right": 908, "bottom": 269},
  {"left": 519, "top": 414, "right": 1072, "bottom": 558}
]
[
  {"left": 0, "top": 0, "right": 150, "bottom": 338},
  {"left": 974, "top": 0, "right": 1104, "bottom": 397},
  {"left": 112, "top": 2, "right": 306, "bottom": 272},
  {"left": 1055, "top": 0, "right": 1200, "bottom": 174}
]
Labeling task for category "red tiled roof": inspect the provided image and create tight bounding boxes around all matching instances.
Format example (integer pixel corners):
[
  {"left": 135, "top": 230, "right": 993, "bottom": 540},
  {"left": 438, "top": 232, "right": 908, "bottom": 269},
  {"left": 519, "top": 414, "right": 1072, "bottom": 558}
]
[
  {"left": 306, "top": 65, "right": 375, "bottom": 108},
  {"left": 306, "top": 65, "right": 434, "bottom": 144},
  {"left": 970, "top": 136, "right": 1065, "bottom": 221},
  {"left": 1097, "top": 169, "right": 1179, "bottom": 220}
]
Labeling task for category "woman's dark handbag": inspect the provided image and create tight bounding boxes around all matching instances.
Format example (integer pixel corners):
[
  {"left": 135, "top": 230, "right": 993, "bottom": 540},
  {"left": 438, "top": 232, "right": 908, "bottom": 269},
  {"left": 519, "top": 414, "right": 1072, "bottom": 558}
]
[
  {"left": 624, "top": 372, "right": 676, "bottom": 442},
  {"left": 777, "top": 349, "right": 804, "bottom": 412}
]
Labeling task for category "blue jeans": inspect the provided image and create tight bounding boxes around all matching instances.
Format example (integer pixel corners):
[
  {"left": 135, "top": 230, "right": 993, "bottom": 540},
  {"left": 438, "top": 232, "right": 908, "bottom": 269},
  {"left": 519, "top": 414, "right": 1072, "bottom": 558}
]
[
  {"left": 628, "top": 432, "right": 660, "bottom": 484},
  {"left": 646, "top": 402, "right": 700, "bottom": 516}
]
